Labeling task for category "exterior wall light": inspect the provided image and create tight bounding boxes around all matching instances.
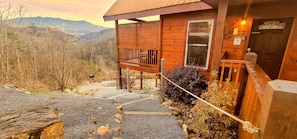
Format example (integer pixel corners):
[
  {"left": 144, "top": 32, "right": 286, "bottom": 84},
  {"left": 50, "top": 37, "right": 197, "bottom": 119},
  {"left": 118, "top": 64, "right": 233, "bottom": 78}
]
[{"left": 241, "top": 19, "right": 247, "bottom": 25}]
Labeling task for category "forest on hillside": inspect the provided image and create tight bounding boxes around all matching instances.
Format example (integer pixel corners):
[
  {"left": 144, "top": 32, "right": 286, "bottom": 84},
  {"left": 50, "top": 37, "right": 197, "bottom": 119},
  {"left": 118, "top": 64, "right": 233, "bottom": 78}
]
[{"left": 0, "top": 3, "right": 116, "bottom": 91}]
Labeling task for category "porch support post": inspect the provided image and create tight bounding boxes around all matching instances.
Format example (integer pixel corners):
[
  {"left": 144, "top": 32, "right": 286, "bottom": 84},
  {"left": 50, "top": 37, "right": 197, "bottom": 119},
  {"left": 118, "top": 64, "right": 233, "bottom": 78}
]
[
  {"left": 127, "top": 67, "right": 130, "bottom": 92},
  {"left": 160, "top": 58, "right": 165, "bottom": 101},
  {"left": 158, "top": 16, "right": 163, "bottom": 74},
  {"left": 140, "top": 71, "right": 143, "bottom": 89},
  {"left": 118, "top": 68, "right": 122, "bottom": 89},
  {"left": 210, "top": 0, "right": 229, "bottom": 72},
  {"left": 256, "top": 80, "right": 297, "bottom": 139},
  {"left": 116, "top": 72, "right": 119, "bottom": 89},
  {"left": 155, "top": 74, "right": 158, "bottom": 87},
  {"left": 115, "top": 20, "right": 123, "bottom": 89}
]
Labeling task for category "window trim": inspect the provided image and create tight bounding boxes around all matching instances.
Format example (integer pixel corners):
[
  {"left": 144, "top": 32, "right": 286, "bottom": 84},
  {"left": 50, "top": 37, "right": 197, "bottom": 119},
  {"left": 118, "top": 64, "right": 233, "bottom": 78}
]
[{"left": 184, "top": 19, "right": 214, "bottom": 69}]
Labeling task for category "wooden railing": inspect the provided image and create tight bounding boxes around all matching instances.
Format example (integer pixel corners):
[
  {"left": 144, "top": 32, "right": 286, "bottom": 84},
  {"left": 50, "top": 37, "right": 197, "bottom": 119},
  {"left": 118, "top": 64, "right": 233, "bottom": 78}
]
[
  {"left": 219, "top": 59, "right": 246, "bottom": 89},
  {"left": 238, "top": 63, "right": 271, "bottom": 139},
  {"left": 118, "top": 48, "right": 158, "bottom": 67}
]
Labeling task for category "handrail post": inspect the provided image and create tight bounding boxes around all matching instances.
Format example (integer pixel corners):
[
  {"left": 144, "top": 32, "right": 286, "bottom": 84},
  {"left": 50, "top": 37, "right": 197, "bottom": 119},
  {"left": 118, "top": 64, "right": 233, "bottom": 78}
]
[
  {"left": 140, "top": 71, "right": 143, "bottom": 90},
  {"left": 256, "top": 80, "right": 297, "bottom": 139},
  {"left": 127, "top": 67, "right": 130, "bottom": 92},
  {"left": 155, "top": 74, "right": 158, "bottom": 87},
  {"left": 116, "top": 71, "right": 119, "bottom": 89},
  {"left": 160, "top": 58, "right": 165, "bottom": 101}
]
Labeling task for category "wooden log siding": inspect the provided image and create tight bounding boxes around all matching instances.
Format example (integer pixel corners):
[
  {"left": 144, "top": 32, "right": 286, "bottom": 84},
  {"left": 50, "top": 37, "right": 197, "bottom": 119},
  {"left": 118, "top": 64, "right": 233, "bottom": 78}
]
[
  {"left": 161, "top": 10, "right": 216, "bottom": 75},
  {"left": 117, "top": 22, "right": 159, "bottom": 50},
  {"left": 118, "top": 23, "right": 137, "bottom": 49},
  {"left": 117, "top": 21, "right": 160, "bottom": 73},
  {"left": 137, "top": 22, "right": 159, "bottom": 50}
]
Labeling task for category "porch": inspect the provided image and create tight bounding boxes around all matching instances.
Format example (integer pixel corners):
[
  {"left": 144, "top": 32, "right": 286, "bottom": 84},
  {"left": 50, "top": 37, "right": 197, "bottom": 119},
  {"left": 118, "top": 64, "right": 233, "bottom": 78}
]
[
  {"left": 115, "top": 21, "right": 161, "bottom": 86},
  {"left": 104, "top": 0, "right": 297, "bottom": 137},
  {"left": 218, "top": 53, "right": 297, "bottom": 139},
  {"left": 118, "top": 48, "right": 159, "bottom": 73}
]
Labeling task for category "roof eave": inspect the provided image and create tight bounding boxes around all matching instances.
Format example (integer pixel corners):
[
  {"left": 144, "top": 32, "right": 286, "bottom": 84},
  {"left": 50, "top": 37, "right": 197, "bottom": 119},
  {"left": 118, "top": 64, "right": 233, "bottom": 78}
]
[
  {"left": 104, "top": 2, "right": 213, "bottom": 21},
  {"left": 201, "top": 0, "right": 219, "bottom": 8}
]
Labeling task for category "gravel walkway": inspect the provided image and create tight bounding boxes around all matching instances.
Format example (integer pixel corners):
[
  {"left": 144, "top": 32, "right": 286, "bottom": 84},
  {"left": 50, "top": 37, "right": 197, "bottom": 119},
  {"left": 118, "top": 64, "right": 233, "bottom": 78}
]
[{"left": 0, "top": 81, "right": 185, "bottom": 139}]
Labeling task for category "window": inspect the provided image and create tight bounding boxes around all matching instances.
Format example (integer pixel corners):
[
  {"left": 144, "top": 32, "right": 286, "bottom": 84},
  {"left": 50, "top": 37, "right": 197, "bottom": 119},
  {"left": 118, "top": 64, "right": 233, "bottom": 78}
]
[{"left": 185, "top": 20, "right": 214, "bottom": 69}]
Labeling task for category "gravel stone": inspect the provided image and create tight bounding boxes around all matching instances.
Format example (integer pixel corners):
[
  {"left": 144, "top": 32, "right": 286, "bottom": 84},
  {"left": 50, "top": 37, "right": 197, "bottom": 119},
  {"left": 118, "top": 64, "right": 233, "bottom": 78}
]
[{"left": 0, "top": 81, "right": 185, "bottom": 139}]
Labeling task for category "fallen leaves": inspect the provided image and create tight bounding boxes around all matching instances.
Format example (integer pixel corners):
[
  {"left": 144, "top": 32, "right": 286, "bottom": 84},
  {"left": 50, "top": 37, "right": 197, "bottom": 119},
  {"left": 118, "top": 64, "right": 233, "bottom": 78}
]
[
  {"left": 90, "top": 117, "right": 97, "bottom": 124},
  {"left": 97, "top": 107, "right": 102, "bottom": 111},
  {"left": 162, "top": 99, "right": 173, "bottom": 107},
  {"left": 115, "top": 114, "right": 123, "bottom": 123},
  {"left": 113, "top": 127, "right": 122, "bottom": 132},
  {"left": 115, "top": 114, "right": 123, "bottom": 121},
  {"left": 97, "top": 124, "right": 111, "bottom": 136}
]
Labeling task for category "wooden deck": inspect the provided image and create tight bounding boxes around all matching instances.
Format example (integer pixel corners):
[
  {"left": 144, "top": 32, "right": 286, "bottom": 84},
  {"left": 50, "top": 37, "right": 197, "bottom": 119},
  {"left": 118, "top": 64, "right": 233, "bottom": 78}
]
[{"left": 118, "top": 48, "right": 159, "bottom": 73}]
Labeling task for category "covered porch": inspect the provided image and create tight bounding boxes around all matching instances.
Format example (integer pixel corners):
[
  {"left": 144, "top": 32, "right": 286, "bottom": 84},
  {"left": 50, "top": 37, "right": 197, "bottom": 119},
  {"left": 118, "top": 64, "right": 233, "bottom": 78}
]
[
  {"left": 104, "top": 0, "right": 297, "bottom": 138},
  {"left": 116, "top": 21, "right": 160, "bottom": 74}
]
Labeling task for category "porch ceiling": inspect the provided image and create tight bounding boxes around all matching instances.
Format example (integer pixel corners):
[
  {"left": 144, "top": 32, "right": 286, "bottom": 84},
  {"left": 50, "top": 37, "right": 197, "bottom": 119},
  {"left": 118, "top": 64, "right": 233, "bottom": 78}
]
[{"left": 228, "top": 0, "right": 288, "bottom": 7}]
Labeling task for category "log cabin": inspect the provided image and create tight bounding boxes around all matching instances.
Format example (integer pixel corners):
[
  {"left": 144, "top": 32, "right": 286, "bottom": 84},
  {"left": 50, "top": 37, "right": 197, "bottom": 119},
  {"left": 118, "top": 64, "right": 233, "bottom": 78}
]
[
  {"left": 104, "top": 1, "right": 297, "bottom": 138},
  {"left": 103, "top": 0, "right": 297, "bottom": 85}
]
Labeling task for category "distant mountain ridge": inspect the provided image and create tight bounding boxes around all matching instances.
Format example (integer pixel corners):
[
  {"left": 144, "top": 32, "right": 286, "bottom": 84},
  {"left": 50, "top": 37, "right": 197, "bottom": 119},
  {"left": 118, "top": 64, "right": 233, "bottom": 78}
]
[
  {"left": 9, "top": 17, "right": 107, "bottom": 36},
  {"left": 79, "top": 28, "right": 115, "bottom": 41}
]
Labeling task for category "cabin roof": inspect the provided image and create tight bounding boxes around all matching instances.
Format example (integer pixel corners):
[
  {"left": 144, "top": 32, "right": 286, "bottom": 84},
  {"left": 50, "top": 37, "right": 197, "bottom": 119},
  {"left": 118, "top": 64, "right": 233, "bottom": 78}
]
[
  {"left": 103, "top": 0, "right": 286, "bottom": 21},
  {"left": 103, "top": 0, "right": 216, "bottom": 21}
]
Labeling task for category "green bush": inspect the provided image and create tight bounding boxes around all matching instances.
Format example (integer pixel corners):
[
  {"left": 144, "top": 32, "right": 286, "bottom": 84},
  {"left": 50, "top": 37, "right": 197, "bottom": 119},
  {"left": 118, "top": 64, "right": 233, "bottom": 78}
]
[
  {"left": 165, "top": 66, "right": 207, "bottom": 105},
  {"left": 191, "top": 70, "right": 238, "bottom": 138}
]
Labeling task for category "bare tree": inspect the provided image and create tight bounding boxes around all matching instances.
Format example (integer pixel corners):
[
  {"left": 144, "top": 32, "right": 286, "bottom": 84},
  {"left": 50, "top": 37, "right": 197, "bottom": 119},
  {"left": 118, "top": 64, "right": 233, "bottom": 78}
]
[
  {"left": 0, "top": 3, "right": 25, "bottom": 83},
  {"left": 43, "top": 35, "right": 76, "bottom": 91}
]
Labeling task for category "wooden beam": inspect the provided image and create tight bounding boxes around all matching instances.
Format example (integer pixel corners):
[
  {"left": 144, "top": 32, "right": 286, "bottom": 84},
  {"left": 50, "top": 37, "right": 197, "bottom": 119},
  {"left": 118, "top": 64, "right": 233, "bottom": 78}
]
[
  {"left": 127, "top": 67, "right": 130, "bottom": 92},
  {"left": 210, "top": 0, "right": 229, "bottom": 72},
  {"left": 115, "top": 20, "right": 123, "bottom": 89},
  {"left": 202, "top": 0, "right": 219, "bottom": 8},
  {"left": 128, "top": 18, "right": 145, "bottom": 22},
  {"left": 140, "top": 71, "right": 143, "bottom": 89},
  {"left": 158, "top": 17, "right": 163, "bottom": 73},
  {"left": 118, "top": 63, "right": 159, "bottom": 73},
  {"left": 160, "top": 58, "right": 165, "bottom": 102}
]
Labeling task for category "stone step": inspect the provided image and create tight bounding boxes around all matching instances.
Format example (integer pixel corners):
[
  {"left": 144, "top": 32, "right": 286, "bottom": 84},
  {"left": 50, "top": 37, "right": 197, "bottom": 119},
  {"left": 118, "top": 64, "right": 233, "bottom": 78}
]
[
  {"left": 93, "top": 90, "right": 129, "bottom": 98},
  {"left": 121, "top": 97, "right": 152, "bottom": 106},
  {"left": 120, "top": 114, "right": 185, "bottom": 138}
]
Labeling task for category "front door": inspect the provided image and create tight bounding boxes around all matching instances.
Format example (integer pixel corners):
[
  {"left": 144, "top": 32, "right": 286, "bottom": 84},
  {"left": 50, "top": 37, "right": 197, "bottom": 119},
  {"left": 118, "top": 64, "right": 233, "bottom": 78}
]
[{"left": 248, "top": 18, "right": 293, "bottom": 79}]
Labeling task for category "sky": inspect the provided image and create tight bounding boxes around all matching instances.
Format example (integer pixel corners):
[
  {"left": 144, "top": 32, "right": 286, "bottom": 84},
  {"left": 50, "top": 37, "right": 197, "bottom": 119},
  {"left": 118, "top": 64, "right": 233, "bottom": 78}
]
[{"left": 2, "top": 0, "right": 117, "bottom": 28}]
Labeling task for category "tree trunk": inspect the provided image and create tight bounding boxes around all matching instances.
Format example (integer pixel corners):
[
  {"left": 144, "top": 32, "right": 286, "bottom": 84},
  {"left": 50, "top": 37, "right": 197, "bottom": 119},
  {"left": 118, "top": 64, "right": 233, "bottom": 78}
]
[
  {"left": 0, "top": 105, "right": 64, "bottom": 139},
  {"left": 4, "top": 28, "right": 10, "bottom": 82}
]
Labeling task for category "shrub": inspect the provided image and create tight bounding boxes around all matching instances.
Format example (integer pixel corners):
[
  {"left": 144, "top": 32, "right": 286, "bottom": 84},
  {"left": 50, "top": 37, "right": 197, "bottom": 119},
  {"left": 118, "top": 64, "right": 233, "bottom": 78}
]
[
  {"left": 165, "top": 65, "right": 207, "bottom": 105},
  {"left": 191, "top": 70, "right": 238, "bottom": 138}
]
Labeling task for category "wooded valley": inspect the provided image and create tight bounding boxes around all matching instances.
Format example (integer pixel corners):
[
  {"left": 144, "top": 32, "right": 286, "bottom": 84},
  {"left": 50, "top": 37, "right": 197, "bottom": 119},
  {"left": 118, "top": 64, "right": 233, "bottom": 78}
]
[{"left": 0, "top": 3, "right": 116, "bottom": 91}]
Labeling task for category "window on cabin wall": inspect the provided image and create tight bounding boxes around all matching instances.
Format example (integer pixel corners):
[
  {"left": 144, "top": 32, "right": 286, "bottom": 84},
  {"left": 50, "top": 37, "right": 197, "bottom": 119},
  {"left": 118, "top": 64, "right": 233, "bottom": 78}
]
[{"left": 185, "top": 20, "right": 214, "bottom": 69}]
